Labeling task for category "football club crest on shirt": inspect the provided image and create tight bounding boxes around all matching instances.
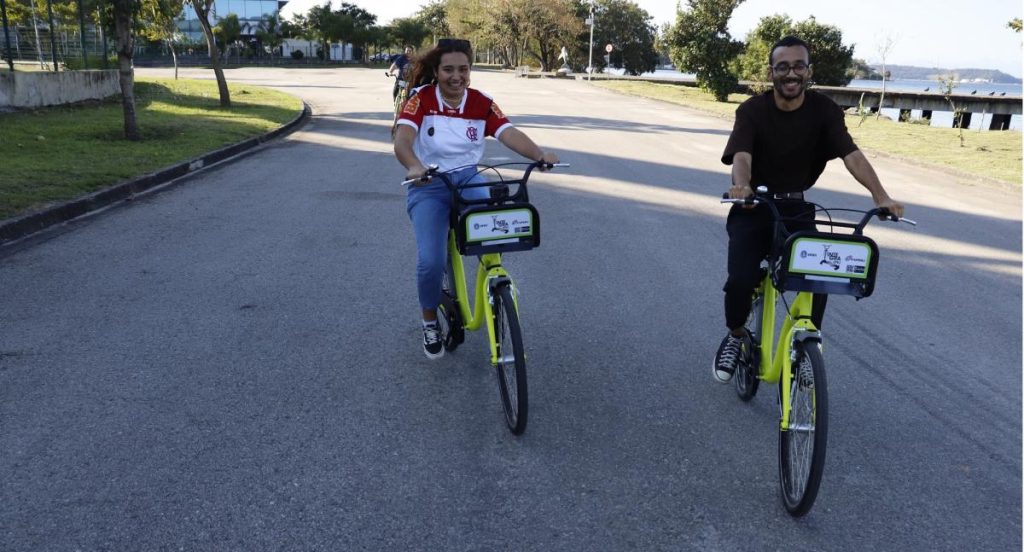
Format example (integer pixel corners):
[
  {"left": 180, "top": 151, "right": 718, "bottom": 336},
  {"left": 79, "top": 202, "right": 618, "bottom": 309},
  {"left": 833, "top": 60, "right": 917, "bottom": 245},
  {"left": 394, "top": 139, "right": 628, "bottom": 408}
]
[
  {"left": 491, "top": 102, "right": 505, "bottom": 119},
  {"left": 466, "top": 126, "right": 479, "bottom": 141},
  {"left": 403, "top": 94, "right": 420, "bottom": 115}
]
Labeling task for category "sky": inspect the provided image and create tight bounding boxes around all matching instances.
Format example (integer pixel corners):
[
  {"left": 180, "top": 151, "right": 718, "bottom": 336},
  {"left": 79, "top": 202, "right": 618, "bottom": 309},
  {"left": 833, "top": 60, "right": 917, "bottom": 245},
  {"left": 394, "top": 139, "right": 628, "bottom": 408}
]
[{"left": 280, "top": 0, "right": 1024, "bottom": 77}]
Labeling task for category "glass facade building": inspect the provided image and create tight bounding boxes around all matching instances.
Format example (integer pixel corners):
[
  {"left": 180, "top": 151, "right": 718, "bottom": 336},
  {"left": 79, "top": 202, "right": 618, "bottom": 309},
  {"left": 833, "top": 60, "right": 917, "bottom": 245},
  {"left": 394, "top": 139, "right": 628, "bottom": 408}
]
[{"left": 180, "top": 0, "right": 286, "bottom": 42}]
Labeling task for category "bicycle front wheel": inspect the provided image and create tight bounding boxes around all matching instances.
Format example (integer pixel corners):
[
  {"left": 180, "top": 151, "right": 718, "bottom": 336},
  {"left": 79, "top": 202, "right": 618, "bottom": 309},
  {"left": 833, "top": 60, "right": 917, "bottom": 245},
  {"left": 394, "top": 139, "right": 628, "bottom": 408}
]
[
  {"left": 492, "top": 283, "right": 527, "bottom": 435},
  {"left": 778, "top": 340, "right": 828, "bottom": 517},
  {"left": 438, "top": 256, "right": 464, "bottom": 352}
]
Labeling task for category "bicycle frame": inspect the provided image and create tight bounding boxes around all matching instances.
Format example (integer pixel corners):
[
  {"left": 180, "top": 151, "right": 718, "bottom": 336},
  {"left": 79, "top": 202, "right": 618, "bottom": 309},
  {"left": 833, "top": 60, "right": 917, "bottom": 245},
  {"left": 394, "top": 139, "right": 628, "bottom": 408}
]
[
  {"left": 753, "top": 277, "right": 819, "bottom": 431},
  {"left": 446, "top": 233, "right": 516, "bottom": 366}
]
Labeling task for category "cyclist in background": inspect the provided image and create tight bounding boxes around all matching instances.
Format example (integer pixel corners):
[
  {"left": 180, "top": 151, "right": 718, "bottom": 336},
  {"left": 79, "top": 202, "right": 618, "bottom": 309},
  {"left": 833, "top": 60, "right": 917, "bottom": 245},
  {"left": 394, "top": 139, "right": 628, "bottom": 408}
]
[
  {"left": 713, "top": 35, "right": 904, "bottom": 383},
  {"left": 388, "top": 45, "right": 414, "bottom": 101},
  {"left": 393, "top": 38, "right": 559, "bottom": 359}
]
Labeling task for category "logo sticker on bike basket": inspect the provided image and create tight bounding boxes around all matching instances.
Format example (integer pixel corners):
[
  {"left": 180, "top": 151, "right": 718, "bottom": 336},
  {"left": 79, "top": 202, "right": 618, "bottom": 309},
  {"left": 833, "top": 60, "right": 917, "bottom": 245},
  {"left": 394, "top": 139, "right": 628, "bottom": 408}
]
[
  {"left": 788, "top": 237, "right": 873, "bottom": 279},
  {"left": 465, "top": 209, "right": 534, "bottom": 242}
]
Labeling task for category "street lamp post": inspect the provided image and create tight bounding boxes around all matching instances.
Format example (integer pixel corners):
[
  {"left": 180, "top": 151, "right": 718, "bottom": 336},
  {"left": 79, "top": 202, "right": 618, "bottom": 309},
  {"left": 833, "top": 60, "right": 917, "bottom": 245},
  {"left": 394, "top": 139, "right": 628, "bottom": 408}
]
[{"left": 586, "top": 0, "right": 594, "bottom": 81}]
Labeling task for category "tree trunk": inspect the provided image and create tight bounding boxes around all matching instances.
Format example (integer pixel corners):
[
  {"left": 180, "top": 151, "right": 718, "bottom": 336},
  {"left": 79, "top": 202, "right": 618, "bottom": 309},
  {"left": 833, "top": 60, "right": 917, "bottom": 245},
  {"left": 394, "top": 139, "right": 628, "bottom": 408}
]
[
  {"left": 192, "top": 1, "right": 230, "bottom": 107},
  {"left": 169, "top": 40, "right": 178, "bottom": 80},
  {"left": 112, "top": 0, "right": 139, "bottom": 140}
]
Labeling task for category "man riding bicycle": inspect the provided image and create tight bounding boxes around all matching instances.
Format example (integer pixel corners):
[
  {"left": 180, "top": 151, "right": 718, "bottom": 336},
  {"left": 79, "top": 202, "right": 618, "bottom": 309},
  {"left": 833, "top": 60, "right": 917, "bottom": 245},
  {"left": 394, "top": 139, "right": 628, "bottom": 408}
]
[
  {"left": 713, "top": 35, "right": 905, "bottom": 384},
  {"left": 388, "top": 46, "right": 414, "bottom": 101}
]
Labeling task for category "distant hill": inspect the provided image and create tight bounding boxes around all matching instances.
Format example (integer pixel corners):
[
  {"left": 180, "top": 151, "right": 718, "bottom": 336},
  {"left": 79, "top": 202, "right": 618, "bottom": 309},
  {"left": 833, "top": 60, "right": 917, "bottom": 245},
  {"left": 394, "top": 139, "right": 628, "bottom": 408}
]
[{"left": 867, "top": 64, "right": 1022, "bottom": 84}]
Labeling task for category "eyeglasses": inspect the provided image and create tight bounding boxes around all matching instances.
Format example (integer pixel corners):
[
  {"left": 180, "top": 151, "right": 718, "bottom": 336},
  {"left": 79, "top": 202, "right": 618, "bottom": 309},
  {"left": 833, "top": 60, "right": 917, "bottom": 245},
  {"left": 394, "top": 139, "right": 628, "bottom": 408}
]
[
  {"left": 771, "top": 62, "right": 810, "bottom": 75},
  {"left": 437, "top": 38, "right": 471, "bottom": 50}
]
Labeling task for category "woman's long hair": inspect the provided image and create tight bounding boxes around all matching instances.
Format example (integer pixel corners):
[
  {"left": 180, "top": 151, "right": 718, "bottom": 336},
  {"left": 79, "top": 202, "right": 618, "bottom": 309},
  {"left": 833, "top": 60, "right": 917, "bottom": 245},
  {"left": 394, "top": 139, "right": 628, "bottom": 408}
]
[{"left": 405, "top": 39, "right": 474, "bottom": 96}]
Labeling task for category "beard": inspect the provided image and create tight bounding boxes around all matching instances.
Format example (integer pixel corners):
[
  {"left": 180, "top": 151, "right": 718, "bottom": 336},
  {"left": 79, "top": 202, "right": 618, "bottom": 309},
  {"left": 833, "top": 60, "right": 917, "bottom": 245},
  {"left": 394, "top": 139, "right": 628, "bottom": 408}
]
[{"left": 773, "top": 74, "right": 808, "bottom": 100}]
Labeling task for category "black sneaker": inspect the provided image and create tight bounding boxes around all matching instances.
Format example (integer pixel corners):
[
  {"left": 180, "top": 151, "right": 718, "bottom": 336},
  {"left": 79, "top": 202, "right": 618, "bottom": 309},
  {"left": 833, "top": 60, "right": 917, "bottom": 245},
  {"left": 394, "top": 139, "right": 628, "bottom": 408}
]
[
  {"left": 713, "top": 331, "right": 747, "bottom": 383},
  {"left": 422, "top": 322, "right": 444, "bottom": 360}
]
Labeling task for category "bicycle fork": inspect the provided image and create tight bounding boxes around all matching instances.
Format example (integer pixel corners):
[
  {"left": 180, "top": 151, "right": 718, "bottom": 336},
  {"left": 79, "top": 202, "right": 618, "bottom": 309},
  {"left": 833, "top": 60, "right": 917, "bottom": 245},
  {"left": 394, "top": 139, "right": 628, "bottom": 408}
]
[{"left": 757, "top": 286, "right": 821, "bottom": 431}]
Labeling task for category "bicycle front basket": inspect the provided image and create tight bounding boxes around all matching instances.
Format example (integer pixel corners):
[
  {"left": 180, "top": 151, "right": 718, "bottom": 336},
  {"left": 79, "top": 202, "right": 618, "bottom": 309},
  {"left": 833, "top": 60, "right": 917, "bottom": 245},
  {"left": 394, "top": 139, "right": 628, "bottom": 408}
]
[
  {"left": 455, "top": 202, "right": 540, "bottom": 256},
  {"left": 774, "top": 231, "right": 880, "bottom": 298}
]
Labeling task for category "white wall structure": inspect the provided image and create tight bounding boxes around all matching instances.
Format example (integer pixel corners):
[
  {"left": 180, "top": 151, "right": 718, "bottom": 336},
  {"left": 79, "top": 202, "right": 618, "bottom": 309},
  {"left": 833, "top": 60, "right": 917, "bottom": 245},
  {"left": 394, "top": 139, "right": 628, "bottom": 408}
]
[
  {"left": 0, "top": 70, "right": 120, "bottom": 108},
  {"left": 280, "top": 39, "right": 355, "bottom": 62}
]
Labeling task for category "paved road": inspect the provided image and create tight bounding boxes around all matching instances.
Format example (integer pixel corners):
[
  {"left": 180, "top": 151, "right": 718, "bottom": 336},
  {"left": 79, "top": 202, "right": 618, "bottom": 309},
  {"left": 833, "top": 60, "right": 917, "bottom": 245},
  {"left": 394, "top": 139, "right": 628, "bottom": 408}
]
[{"left": 2, "top": 67, "right": 1020, "bottom": 550}]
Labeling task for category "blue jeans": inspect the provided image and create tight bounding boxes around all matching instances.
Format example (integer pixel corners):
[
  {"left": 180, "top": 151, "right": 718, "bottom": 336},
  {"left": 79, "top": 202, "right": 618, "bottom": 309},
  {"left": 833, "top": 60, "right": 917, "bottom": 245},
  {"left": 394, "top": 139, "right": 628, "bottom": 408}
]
[{"left": 406, "top": 167, "right": 488, "bottom": 311}]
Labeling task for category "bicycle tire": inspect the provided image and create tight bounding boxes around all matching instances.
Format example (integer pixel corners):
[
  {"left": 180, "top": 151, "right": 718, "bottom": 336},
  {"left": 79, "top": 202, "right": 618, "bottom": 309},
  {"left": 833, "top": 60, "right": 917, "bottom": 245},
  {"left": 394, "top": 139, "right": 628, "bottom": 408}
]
[
  {"left": 735, "top": 295, "right": 762, "bottom": 401},
  {"left": 391, "top": 89, "right": 407, "bottom": 139},
  {"left": 493, "top": 283, "right": 528, "bottom": 435},
  {"left": 439, "top": 256, "right": 464, "bottom": 352},
  {"left": 778, "top": 340, "right": 828, "bottom": 517}
]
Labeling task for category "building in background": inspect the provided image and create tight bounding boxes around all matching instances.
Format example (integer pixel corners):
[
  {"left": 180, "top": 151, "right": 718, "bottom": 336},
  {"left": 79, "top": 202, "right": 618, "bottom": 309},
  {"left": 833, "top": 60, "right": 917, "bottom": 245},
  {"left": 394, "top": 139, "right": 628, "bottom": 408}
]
[{"left": 179, "top": 0, "right": 284, "bottom": 43}]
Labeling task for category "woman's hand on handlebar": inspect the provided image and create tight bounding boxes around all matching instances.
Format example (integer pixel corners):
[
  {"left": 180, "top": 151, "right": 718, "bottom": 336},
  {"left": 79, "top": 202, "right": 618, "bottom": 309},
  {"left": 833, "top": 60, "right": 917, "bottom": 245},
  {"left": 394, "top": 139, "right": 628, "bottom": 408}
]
[
  {"left": 404, "top": 164, "right": 432, "bottom": 185},
  {"left": 536, "top": 151, "right": 560, "bottom": 171}
]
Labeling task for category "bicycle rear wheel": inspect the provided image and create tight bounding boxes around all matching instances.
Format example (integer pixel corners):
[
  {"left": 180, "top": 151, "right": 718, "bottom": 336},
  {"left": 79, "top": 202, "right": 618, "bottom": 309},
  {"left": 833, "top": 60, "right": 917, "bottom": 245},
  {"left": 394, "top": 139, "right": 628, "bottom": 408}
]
[
  {"left": 735, "top": 295, "right": 762, "bottom": 401},
  {"left": 778, "top": 340, "right": 828, "bottom": 517},
  {"left": 438, "top": 256, "right": 464, "bottom": 352},
  {"left": 492, "top": 283, "right": 527, "bottom": 435}
]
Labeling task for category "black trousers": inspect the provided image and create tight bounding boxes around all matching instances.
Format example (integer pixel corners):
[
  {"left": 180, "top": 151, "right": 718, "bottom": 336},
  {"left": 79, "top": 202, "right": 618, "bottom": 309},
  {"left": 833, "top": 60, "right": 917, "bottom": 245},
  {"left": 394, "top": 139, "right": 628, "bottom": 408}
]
[{"left": 723, "top": 201, "right": 827, "bottom": 330}]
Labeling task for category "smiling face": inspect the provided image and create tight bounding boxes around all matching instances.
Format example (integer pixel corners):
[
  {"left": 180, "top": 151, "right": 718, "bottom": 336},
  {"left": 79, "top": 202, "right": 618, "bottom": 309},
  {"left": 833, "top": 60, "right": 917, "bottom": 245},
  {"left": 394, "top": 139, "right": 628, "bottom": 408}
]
[
  {"left": 436, "top": 52, "right": 471, "bottom": 100},
  {"left": 770, "top": 44, "right": 813, "bottom": 103}
]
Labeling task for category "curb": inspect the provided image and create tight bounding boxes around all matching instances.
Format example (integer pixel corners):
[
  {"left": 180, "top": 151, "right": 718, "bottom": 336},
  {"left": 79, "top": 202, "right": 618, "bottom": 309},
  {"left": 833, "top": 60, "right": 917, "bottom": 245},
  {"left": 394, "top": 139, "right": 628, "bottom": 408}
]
[{"left": 0, "top": 102, "right": 312, "bottom": 247}]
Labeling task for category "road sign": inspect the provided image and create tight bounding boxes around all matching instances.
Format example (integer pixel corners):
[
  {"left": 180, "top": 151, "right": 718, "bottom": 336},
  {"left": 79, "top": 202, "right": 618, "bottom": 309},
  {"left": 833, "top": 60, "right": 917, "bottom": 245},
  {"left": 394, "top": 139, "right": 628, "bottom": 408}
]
[{"left": 605, "top": 44, "right": 613, "bottom": 53}]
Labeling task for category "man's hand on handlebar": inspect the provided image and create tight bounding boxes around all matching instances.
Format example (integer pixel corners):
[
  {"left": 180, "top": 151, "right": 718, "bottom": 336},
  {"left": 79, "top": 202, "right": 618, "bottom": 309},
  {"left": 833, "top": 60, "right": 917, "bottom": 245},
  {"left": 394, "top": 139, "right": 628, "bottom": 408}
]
[
  {"left": 728, "top": 182, "right": 755, "bottom": 208},
  {"left": 874, "top": 197, "right": 905, "bottom": 220}
]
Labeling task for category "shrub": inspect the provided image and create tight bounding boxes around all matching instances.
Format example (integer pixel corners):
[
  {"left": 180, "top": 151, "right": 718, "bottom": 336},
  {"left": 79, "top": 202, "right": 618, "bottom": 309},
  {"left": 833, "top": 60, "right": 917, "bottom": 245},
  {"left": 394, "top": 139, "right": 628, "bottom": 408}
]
[{"left": 290, "top": 49, "right": 304, "bottom": 60}]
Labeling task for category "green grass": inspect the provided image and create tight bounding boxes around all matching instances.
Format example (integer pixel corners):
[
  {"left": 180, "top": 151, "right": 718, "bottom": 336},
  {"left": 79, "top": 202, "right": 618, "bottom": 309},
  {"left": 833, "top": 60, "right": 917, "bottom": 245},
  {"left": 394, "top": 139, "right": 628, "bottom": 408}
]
[
  {"left": 593, "top": 80, "right": 1022, "bottom": 185},
  {"left": 0, "top": 77, "right": 302, "bottom": 219}
]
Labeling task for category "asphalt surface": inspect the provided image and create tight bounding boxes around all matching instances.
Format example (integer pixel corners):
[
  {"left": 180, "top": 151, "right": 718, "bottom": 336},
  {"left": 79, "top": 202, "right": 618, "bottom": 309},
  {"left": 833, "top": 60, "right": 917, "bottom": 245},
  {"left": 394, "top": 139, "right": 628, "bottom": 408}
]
[{"left": 1, "top": 67, "right": 1021, "bottom": 550}]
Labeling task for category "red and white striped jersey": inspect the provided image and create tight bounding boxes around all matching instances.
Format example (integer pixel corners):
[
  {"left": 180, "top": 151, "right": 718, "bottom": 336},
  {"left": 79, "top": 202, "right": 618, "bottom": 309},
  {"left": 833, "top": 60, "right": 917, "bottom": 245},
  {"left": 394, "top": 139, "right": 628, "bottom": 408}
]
[{"left": 396, "top": 85, "right": 513, "bottom": 172}]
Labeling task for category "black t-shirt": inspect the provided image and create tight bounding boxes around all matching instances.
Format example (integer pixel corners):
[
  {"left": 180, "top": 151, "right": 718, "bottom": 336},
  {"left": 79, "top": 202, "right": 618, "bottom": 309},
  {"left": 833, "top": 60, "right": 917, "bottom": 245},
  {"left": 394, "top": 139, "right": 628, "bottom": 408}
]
[{"left": 721, "top": 90, "right": 858, "bottom": 193}]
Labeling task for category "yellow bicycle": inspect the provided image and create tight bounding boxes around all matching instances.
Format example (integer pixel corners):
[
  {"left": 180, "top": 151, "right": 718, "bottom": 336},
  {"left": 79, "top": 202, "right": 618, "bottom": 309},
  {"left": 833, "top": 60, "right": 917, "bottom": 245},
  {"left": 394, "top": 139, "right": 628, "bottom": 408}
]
[
  {"left": 722, "top": 187, "right": 915, "bottom": 516},
  {"left": 404, "top": 161, "right": 567, "bottom": 434}
]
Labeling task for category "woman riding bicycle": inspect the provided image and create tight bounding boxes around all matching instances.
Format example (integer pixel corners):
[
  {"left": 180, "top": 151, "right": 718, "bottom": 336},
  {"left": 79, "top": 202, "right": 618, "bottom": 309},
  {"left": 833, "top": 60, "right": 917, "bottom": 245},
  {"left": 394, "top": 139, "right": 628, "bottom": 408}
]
[{"left": 393, "top": 38, "right": 559, "bottom": 359}]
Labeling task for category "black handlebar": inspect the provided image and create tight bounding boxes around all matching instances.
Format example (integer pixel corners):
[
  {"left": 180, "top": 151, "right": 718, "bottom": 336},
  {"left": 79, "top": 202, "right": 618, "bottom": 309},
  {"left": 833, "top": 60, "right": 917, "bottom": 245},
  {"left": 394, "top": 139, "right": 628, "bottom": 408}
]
[{"left": 720, "top": 190, "right": 915, "bottom": 234}]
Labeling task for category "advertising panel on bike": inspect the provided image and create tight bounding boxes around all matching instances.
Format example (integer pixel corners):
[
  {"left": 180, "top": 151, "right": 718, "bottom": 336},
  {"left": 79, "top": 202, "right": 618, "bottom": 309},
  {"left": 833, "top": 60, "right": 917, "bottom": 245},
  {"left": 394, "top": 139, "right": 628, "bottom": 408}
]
[
  {"left": 788, "top": 237, "right": 873, "bottom": 278},
  {"left": 456, "top": 204, "right": 540, "bottom": 255},
  {"left": 776, "top": 231, "right": 880, "bottom": 298}
]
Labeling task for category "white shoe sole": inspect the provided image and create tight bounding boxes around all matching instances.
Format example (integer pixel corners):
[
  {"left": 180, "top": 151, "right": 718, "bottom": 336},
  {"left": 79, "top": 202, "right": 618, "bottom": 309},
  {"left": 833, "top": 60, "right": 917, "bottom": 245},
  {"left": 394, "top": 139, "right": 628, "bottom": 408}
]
[
  {"left": 712, "top": 360, "right": 734, "bottom": 384},
  {"left": 423, "top": 346, "right": 445, "bottom": 360}
]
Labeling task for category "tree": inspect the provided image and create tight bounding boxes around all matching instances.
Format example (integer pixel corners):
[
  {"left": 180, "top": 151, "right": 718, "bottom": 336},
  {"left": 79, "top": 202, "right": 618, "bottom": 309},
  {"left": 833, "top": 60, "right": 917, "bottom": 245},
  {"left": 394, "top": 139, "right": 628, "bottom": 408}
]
[
  {"left": 416, "top": 0, "right": 449, "bottom": 44},
  {"left": 109, "top": 0, "right": 139, "bottom": 139},
  {"left": 338, "top": 2, "right": 376, "bottom": 61},
  {"left": 1009, "top": 18, "right": 1022, "bottom": 32},
  {"left": 938, "top": 73, "right": 965, "bottom": 147},
  {"left": 139, "top": 0, "right": 184, "bottom": 79},
  {"left": 732, "top": 13, "right": 791, "bottom": 92},
  {"left": 586, "top": 0, "right": 657, "bottom": 75},
  {"left": 791, "top": 17, "right": 854, "bottom": 86},
  {"left": 186, "top": 0, "right": 230, "bottom": 107},
  {"left": 732, "top": 14, "right": 855, "bottom": 88},
  {"left": 873, "top": 33, "right": 896, "bottom": 120},
  {"left": 669, "top": 0, "right": 745, "bottom": 101},
  {"left": 846, "top": 58, "right": 881, "bottom": 80},
  {"left": 390, "top": 17, "right": 430, "bottom": 50},
  {"left": 256, "top": 13, "right": 284, "bottom": 60},
  {"left": 214, "top": 13, "right": 242, "bottom": 63},
  {"left": 522, "top": 0, "right": 582, "bottom": 72}
]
